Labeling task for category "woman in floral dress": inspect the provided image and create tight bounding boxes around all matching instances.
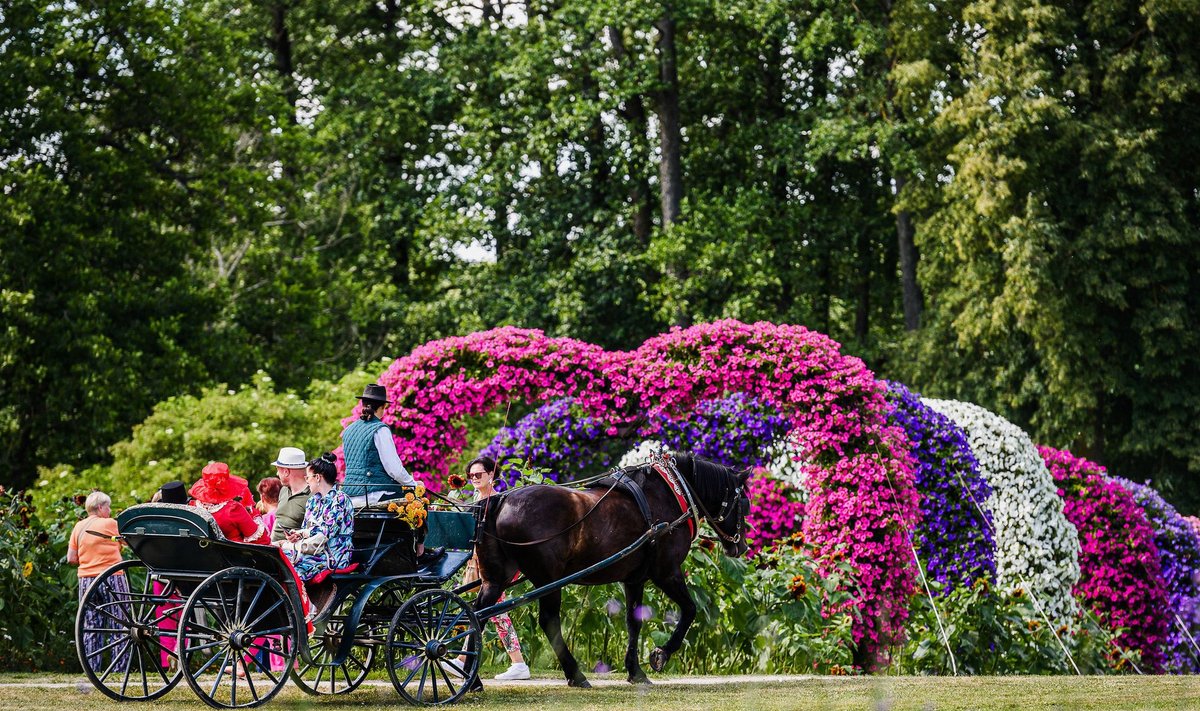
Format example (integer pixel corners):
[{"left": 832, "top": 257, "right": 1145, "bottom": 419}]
[{"left": 275, "top": 452, "right": 354, "bottom": 581}]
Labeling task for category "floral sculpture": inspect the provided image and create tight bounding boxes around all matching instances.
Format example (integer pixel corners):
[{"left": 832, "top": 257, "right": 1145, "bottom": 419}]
[
  {"left": 884, "top": 382, "right": 995, "bottom": 591},
  {"left": 922, "top": 398, "right": 1080, "bottom": 623},
  {"left": 1113, "top": 477, "right": 1200, "bottom": 673},
  {"left": 614, "top": 321, "right": 919, "bottom": 666},
  {"left": 1038, "top": 447, "right": 1168, "bottom": 672},
  {"left": 346, "top": 320, "right": 919, "bottom": 666}
]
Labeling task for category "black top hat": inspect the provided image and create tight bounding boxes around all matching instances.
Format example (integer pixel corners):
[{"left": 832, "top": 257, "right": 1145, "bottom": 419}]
[
  {"left": 159, "top": 480, "right": 188, "bottom": 505},
  {"left": 356, "top": 383, "right": 391, "bottom": 404}
]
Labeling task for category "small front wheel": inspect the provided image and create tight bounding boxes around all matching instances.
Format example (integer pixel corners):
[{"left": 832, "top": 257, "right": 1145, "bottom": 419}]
[{"left": 386, "top": 589, "right": 481, "bottom": 705}]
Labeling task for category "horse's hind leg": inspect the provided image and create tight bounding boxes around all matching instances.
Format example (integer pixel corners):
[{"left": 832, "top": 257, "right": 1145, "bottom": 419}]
[
  {"left": 648, "top": 571, "right": 696, "bottom": 673},
  {"left": 622, "top": 581, "right": 651, "bottom": 684},
  {"left": 537, "top": 590, "right": 590, "bottom": 688}
]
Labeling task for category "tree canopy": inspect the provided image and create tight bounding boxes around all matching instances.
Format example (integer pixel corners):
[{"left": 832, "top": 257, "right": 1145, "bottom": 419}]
[{"left": 2, "top": 0, "right": 1197, "bottom": 509}]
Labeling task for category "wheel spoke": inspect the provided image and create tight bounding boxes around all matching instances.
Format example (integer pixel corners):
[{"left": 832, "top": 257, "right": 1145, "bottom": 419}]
[
  {"left": 209, "top": 649, "right": 231, "bottom": 699},
  {"left": 235, "top": 578, "right": 245, "bottom": 626},
  {"left": 136, "top": 643, "right": 148, "bottom": 697},
  {"left": 244, "top": 598, "right": 285, "bottom": 630},
  {"left": 243, "top": 658, "right": 261, "bottom": 703},
  {"left": 241, "top": 579, "right": 267, "bottom": 628}
]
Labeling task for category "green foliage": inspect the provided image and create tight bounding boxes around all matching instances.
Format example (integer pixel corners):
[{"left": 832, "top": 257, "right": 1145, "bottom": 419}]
[
  {"left": 31, "top": 364, "right": 389, "bottom": 509},
  {"left": 0, "top": 490, "right": 82, "bottom": 671},
  {"left": 474, "top": 538, "right": 857, "bottom": 675},
  {"left": 895, "top": 580, "right": 1139, "bottom": 675}
]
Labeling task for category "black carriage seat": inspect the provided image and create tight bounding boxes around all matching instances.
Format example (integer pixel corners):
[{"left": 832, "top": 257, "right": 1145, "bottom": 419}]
[
  {"left": 349, "top": 508, "right": 420, "bottom": 575},
  {"left": 116, "top": 503, "right": 304, "bottom": 600}
]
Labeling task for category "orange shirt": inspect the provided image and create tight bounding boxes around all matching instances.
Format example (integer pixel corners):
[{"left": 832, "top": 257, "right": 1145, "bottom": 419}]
[{"left": 69, "top": 516, "right": 123, "bottom": 578}]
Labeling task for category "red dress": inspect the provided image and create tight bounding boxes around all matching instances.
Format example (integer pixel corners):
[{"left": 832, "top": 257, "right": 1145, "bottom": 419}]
[{"left": 194, "top": 500, "right": 269, "bottom": 544}]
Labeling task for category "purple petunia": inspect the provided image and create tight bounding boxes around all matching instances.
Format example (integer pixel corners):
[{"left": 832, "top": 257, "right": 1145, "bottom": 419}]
[{"left": 884, "top": 382, "right": 996, "bottom": 592}]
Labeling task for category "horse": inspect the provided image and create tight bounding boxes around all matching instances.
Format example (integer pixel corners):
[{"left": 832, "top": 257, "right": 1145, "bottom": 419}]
[{"left": 472, "top": 452, "right": 751, "bottom": 687}]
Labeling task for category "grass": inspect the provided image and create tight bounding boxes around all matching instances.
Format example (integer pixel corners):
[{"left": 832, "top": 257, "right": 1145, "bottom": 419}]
[{"left": 2, "top": 674, "right": 1199, "bottom": 711}]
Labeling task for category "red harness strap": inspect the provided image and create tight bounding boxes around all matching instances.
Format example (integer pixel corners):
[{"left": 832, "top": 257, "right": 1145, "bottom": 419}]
[{"left": 650, "top": 459, "right": 696, "bottom": 539}]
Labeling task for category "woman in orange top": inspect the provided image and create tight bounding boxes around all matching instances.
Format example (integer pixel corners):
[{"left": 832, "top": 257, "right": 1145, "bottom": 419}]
[
  {"left": 188, "top": 462, "right": 270, "bottom": 544},
  {"left": 68, "top": 490, "right": 127, "bottom": 672}
]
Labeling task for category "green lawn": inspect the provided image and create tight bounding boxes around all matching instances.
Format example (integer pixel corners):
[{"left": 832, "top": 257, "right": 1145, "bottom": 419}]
[{"left": 1, "top": 675, "right": 1199, "bottom": 711}]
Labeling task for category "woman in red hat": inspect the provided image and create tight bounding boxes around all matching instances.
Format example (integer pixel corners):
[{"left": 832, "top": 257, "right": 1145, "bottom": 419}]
[{"left": 189, "top": 462, "right": 270, "bottom": 544}]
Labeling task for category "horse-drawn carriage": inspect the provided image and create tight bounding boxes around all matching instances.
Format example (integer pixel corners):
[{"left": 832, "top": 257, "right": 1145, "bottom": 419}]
[{"left": 75, "top": 452, "right": 751, "bottom": 708}]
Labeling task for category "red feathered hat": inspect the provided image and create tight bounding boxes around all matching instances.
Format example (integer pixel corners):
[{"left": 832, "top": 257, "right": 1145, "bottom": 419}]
[{"left": 190, "top": 462, "right": 255, "bottom": 506}]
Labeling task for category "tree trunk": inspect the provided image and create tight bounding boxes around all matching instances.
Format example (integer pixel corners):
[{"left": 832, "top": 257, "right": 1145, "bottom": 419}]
[
  {"left": 655, "top": 9, "right": 687, "bottom": 326},
  {"left": 855, "top": 228, "right": 871, "bottom": 343},
  {"left": 606, "top": 26, "right": 655, "bottom": 246},
  {"left": 655, "top": 11, "right": 683, "bottom": 227},
  {"left": 269, "top": 3, "right": 298, "bottom": 125},
  {"left": 895, "top": 176, "right": 923, "bottom": 330}
]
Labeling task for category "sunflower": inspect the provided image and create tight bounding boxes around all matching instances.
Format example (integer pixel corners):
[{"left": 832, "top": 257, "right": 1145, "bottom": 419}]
[
  {"left": 22, "top": 561, "right": 33, "bottom": 578},
  {"left": 448, "top": 474, "right": 467, "bottom": 490}
]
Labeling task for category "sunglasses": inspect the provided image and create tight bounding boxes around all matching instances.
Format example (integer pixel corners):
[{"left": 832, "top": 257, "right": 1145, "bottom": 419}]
[{"left": 467, "top": 469, "right": 490, "bottom": 479}]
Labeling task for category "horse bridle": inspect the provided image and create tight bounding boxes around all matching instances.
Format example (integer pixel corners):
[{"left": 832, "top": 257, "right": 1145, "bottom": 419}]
[{"left": 657, "top": 453, "right": 748, "bottom": 545}]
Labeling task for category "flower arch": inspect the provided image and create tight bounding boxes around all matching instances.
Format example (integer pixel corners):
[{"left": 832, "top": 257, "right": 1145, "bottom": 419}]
[
  {"left": 346, "top": 320, "right": 919, "bottom": 666},
  {"left": 922, "top": 398, "right": 1080, "bottom": 623},
  {"left": 1038, "top": 446, "right": 1168, "bottom": 672}
]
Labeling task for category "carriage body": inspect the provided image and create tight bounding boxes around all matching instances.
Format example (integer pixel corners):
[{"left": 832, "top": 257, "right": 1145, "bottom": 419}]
[{"left": 75, "top": 501, "right": 478, "bottom": 709}]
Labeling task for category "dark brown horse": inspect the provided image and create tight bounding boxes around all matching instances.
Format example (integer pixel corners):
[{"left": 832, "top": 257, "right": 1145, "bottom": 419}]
[{"left": 472, "top": 452, "right": 750, "bottom": 687}]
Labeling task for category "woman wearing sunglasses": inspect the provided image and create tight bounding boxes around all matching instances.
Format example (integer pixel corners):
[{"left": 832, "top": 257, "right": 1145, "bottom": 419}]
[{"left": 456, "top": 456, "right": 531, "bottom": 681}]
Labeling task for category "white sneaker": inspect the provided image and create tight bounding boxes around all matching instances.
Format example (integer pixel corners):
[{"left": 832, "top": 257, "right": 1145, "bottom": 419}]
[
  {"left": 493, "top": 662, "right": 530, "bottom": 681},
  {"left": 441, "top": 661, "right": 465, "bottom": 679}
]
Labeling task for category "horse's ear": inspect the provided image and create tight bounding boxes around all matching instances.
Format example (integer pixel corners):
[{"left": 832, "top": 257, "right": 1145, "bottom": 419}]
[{"left": 737, "top": 468, "right": 751, "bottom": 485}]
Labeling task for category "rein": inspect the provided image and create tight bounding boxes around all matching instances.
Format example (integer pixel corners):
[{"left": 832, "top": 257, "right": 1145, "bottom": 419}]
[{"left": 478, "top": 476, "right": 625, "bottom": 547}]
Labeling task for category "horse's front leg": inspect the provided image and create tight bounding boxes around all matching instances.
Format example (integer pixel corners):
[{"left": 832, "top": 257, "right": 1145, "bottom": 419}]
[
  {"left": 648, "top": 571, "right": 696, "bottom": 673},
  {"left": 537, "top": 589, "right": 590, "bottom": 688},
  {"left": 622, "top": 581, "right": 651, "bottom": 684}
]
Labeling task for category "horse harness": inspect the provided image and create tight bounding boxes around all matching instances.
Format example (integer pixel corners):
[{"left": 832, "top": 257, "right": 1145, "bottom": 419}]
[{"left": 475, "top": 453, "right": 747, "bottom": 548}]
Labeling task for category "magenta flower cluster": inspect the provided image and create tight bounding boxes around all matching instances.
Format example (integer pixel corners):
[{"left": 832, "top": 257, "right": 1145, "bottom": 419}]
[
  {"left": 743, "top": 470, "right": 806, "bottom": 557},
  {"left": 343, "top": 320, "right": 919, "bottom": 666},
  {"left": 1038, "top": 446, "right": 1169, "bottom": 672}
]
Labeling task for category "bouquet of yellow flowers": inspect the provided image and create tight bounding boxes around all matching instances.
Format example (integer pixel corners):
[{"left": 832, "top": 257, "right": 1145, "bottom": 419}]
[{"left": 387, "top": 483, "right": 429, "bottom": 529}]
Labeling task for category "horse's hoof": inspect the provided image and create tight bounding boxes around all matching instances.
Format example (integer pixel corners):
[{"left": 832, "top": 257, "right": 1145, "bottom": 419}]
[
  {"left": 648, "top": 647, "right": 669, "bottom": 672},
  {"left": 568, "top": 676, "right": 592, "bottom": 689},
  {"left": 628, "top": 674, "right": 652, "bottom": 685}
]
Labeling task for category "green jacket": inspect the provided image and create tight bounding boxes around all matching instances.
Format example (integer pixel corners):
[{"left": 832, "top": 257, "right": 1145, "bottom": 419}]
[{"left": 271, "top": 485, "right": 310, "bottom": 542}]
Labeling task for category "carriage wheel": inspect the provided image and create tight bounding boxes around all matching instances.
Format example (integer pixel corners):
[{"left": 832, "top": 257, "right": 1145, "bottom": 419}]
[
  {"left": 291, "top": 592, "right": 375, "bottom": 695},
  {"left": 386, "top": 589, "right": 482, "bottom": 705},
  {"left": 178, "top": 568, "right": 298, "bottom": 709},
  {"left": 75, "top": 560, "right": 184, "bottom": 701}
]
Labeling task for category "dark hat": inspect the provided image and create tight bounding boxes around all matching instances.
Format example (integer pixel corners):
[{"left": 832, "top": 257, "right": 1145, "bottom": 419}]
[
  {"left": 356, "top": 383, "right": 391, "bottom": 404},
  {"left": 159, "top": 480, "right": 188, "bottom": 505}
]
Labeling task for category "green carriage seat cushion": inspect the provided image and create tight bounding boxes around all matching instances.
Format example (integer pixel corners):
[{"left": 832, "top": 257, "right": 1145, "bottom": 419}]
[{"left": 423, "top": 510, "right": 475, "bottom": 551}]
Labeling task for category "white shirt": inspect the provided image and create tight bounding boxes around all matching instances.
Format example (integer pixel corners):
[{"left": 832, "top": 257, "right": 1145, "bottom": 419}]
[{"left": 375, "top": 426, "right": 417, "bottom": 486}]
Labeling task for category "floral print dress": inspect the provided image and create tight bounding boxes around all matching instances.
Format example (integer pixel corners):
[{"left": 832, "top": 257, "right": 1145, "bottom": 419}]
[{"left": 283, "top": 489, "right": 354, "bottom": 581}]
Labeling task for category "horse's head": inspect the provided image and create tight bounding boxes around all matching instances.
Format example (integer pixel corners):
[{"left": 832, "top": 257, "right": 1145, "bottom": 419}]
[
  {"left": 711, "top": 468, "right": 750, "bottom": 558},
  {"left": 677, "top": 454, "right": 751, "bottom": 558}
]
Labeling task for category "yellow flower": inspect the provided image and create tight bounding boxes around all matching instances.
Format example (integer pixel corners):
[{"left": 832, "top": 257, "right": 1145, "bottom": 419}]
[
  {"left": 405, "top": 492, "right": 415, "bottom": 502},
  {"left": 22, "top": 561, "right": 33, "bottom": 578},
  {"left": 414, "top": 484, "right": 426, "bottom": 498}
]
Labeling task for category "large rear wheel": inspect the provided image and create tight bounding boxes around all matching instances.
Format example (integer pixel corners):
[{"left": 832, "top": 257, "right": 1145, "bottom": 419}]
[{"left": 178, "top": 568, "right": 298, "bottom": 709}]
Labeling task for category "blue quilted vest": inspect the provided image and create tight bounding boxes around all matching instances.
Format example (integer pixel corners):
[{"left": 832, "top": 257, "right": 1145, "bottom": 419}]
[{"left": 341, "top": 417, "right": 404, "bottom": 498}]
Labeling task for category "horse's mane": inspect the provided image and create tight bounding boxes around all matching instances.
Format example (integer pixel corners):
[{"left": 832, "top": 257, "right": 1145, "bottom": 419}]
[{"left": 674, "top": 452, "right": 742, "bottom": 504}]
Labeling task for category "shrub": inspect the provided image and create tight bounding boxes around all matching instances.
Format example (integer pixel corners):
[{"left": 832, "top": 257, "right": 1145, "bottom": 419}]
[
  {"left": 897, "top": 578, "right": 1137, "bottom": 675},
  {"left": 0, "top": 488, "right": 82, "bottom": 671}
]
